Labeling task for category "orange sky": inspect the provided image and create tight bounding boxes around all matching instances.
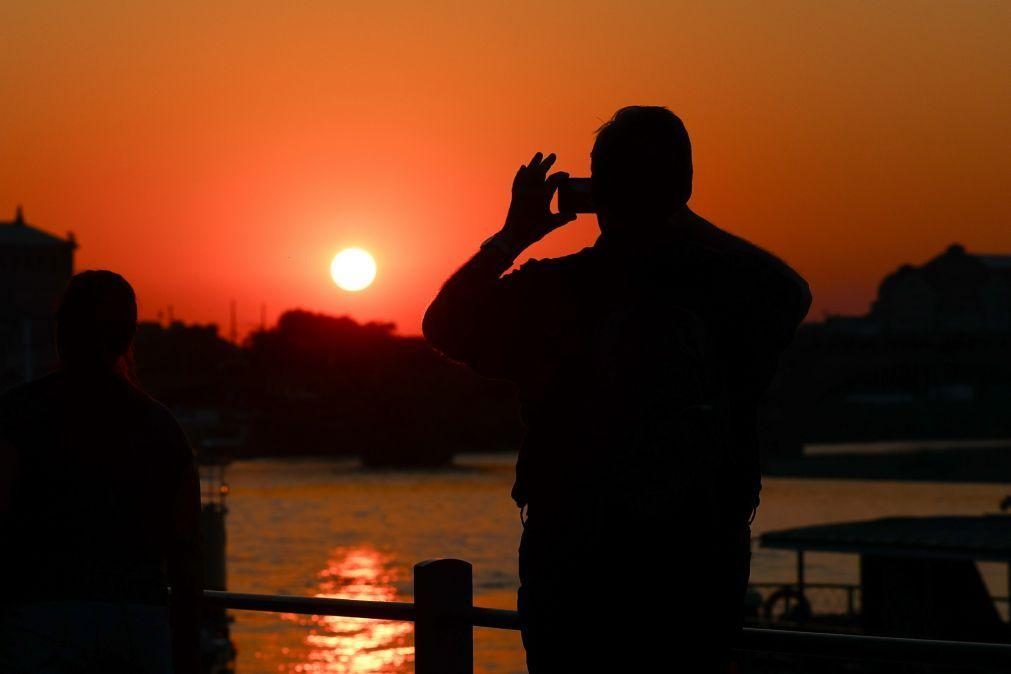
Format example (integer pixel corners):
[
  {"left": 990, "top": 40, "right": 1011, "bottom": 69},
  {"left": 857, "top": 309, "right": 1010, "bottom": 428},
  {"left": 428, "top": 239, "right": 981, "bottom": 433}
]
[{"left": 2, "top": 1, "right": 1009, "bottom": 336}]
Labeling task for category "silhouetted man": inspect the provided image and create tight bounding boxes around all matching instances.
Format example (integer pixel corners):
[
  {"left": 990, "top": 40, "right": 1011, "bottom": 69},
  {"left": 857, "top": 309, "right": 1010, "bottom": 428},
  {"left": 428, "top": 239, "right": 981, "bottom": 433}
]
[{"left": 425, "top": 106, "right": 810, "bottom": 673}]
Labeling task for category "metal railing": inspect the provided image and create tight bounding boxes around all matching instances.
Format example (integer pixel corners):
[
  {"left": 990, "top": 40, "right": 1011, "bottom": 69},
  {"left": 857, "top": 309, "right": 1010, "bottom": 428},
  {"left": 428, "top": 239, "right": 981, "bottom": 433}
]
[
  {"left": 750, "top": 581, "right": 1011, "bottom": 626},
  {"left": 200, "top": 558, "right": 1011, "bottom": 674},
  {"left": 749, "top": 581, "right": 862, "bottom": 624}
]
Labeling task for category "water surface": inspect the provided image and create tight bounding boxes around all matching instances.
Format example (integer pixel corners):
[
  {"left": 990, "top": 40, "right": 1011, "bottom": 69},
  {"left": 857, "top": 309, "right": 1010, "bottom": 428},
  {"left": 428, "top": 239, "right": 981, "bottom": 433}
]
[{"left": 225, "top": 454, "right": 1010, "bottom": 673}]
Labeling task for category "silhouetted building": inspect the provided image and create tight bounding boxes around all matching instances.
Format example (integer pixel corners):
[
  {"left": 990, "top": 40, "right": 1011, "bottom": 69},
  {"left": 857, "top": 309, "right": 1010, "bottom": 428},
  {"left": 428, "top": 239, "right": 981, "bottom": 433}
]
[
  {"left": 0, "top": 206, "right": 76, "bottom": 387},
  {"left": 775, "top": 244, "right": 1011, "bottom": 447},
  {"left": 834, "top": 244, "right": 1011, "bottom": 337}
]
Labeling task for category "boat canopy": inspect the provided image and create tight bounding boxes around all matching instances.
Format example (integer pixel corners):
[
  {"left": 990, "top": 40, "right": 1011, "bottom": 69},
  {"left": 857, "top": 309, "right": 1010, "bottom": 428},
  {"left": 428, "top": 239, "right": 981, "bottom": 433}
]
[{"left": 761, "top": 515, "right": 1011, "bottom": 562}]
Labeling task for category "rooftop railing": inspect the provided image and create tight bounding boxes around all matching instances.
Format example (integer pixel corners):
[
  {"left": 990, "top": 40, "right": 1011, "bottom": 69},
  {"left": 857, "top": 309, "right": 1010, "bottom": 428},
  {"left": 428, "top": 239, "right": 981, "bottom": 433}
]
[{"left": 201, "top": 558, "right": 1011, "bottom": 674}]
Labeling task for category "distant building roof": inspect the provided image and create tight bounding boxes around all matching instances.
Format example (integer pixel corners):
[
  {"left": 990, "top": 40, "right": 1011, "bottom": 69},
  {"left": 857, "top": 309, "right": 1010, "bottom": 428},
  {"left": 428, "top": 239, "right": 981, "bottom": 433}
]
[
  {"left": 863, "top": 243, "right": 1011, "bottom": 335},
  {"left": 761, "top": 515, "right": 1011, "bottom": 562},
  {"left": 0, "top": 206, "right": 76, "bottom": 248},
  {"left": 979, "top": 255, "right": 1011, "bottom": 270}
]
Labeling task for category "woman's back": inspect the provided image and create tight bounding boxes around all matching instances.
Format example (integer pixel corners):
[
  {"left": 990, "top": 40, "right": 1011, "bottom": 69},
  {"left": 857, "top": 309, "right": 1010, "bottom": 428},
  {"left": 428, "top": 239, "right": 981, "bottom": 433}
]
[
  {"left": 1, "top": 369, "right": 193, "bottom": 604},
  {"left": 0, "top": 270, "right": 203, "bottom": 674}
]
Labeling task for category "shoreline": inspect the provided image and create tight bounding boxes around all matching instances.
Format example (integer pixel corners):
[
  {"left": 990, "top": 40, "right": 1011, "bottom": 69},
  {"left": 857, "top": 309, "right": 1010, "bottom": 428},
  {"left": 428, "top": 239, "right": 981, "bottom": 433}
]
[{"left": 766, "top": 446, "right": 1011, "bottom": 484}]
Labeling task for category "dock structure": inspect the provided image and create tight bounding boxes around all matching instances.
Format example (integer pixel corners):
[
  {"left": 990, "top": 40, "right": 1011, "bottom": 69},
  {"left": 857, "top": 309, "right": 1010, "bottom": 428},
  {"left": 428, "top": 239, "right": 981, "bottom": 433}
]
[{"left": 759, "top": 515, "right": 1011, "bottom": 643}]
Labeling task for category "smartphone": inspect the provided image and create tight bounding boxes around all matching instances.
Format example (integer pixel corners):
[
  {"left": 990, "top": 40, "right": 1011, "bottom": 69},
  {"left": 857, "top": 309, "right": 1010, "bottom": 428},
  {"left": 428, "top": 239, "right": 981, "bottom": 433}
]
[{"left": 557, "top": 177, "right": 595, "bottom": 214}]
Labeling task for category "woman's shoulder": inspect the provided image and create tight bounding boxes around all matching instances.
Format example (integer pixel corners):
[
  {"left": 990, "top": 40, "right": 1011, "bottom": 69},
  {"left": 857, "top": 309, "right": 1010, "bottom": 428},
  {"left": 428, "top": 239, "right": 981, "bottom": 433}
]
[
  {"left": 125, "top": 385, "right": 188, "bottom": 437},
  {"left": 117, "top": 384, "right": 194, "bottom": 461}
]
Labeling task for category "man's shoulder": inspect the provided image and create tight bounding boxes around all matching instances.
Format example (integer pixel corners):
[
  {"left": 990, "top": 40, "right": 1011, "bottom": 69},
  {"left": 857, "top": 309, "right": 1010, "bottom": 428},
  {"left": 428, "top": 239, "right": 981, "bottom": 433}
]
[
  {"left": 694, "top": 217, "right": 807, "bottom": 285},
  {"left": 686, "top": 214, "right": 811, "bottom": 322},
  {"left": 691, "top": 217, "right": 782, "bottom": 270}
]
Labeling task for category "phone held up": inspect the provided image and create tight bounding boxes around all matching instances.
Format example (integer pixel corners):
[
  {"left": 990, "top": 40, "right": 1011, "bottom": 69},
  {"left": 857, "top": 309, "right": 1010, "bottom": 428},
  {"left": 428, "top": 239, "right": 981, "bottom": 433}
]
[{"left": 557, "top": 177, "right": 595, "bottom": 215}]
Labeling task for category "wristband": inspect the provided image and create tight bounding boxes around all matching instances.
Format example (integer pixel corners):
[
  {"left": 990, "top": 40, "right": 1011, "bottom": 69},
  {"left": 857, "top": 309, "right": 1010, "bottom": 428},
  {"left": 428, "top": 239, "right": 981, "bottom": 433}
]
[{"left": 480, "top": 232, "right": 522, "bottom": 260}]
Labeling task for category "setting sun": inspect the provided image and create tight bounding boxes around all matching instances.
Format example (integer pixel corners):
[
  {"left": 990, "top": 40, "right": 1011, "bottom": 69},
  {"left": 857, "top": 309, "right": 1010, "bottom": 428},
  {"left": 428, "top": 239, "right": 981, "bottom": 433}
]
[{"left": 330, "top": 248, "right": 377, "bottom": 292}]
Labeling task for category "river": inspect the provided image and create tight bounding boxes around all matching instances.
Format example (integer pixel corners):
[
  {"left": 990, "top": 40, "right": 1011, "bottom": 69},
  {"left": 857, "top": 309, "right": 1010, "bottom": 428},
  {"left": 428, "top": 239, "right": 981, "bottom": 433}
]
[{"left": 222, "top": 454, "right": 1010, "bottom": 674}]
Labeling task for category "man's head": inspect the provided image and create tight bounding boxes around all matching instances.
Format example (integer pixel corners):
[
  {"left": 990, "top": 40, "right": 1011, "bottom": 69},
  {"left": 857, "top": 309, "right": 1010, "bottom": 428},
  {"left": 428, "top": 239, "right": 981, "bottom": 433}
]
[{"left": 591, "top": 106, "right": 692, "bottom": 230}]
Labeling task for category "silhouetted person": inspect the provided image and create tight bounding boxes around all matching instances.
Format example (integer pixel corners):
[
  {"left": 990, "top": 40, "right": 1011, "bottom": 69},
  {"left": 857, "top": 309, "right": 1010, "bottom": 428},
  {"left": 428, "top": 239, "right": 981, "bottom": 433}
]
[
  {"left": 0, "top": 271, "right": 202, "bottom": 674},
  {"left": 425, "top": 106, "right": 811, "bottom": 672}
]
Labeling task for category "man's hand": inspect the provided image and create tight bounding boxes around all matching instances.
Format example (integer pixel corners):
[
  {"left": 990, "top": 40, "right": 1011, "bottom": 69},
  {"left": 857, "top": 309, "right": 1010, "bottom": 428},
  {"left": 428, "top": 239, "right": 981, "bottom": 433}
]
[{"left": 496, "top": 152, "right": 577, "bottom": 254}]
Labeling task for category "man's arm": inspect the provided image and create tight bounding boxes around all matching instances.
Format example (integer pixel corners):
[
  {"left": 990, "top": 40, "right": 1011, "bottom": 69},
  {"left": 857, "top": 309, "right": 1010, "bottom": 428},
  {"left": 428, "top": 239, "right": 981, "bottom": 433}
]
[
  {"left": 423, "top": 152, "right": 575, "bottom": 375},
  {"left": 422, "top": 238, "right": 523, "bottom": 365}
]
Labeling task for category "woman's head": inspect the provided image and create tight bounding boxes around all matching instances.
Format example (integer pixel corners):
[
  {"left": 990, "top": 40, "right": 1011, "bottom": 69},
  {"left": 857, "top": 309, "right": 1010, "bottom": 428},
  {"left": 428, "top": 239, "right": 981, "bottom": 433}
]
[{"left": 57, "top": 270, "right": 138, "bottom": 374}]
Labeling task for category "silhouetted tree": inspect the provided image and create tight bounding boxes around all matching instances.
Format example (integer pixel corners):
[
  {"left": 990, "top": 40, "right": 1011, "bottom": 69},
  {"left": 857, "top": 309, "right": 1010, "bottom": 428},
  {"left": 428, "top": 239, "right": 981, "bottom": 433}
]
[{"left": 134, "top": 310, "right": 522, "bottom": 465}]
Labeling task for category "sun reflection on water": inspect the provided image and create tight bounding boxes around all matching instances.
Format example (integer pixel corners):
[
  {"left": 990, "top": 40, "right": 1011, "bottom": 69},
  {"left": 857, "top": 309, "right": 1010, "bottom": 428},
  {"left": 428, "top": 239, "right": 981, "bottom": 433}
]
[{"left": 281, "top": 546, "right": 414, "bottom": 673}]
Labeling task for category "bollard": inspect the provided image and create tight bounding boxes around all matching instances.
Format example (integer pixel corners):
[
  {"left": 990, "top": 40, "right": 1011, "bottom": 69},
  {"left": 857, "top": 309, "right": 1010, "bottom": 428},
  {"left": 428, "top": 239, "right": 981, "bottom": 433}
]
[
  {"left": 200, "top": 503, "right": 228, "bottom": 591},
  {"left": 414, "top": 559, "right": 474, "bottom": 674}
]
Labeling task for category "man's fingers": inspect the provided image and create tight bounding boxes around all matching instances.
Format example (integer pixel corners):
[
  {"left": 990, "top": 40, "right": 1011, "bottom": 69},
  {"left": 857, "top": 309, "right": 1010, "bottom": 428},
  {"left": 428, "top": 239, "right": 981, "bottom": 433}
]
[
  {"left": 545, "top": 171, "right": 569, "bottom": 190},
  {"left": 529, "top": 153, "right": 556, "bottom": 178},
  {"left": 539, "top": 153, "right": 557, "bottom": 175},
  {"left": 516, "top": 153, "right": 563, "bottom": 200}
]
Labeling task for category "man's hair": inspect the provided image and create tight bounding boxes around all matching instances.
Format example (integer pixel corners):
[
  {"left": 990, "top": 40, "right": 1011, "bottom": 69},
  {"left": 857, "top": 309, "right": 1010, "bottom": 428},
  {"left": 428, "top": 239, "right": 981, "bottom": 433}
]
[
  {"left": 591, "top": 106, "right": 693, "bottom": 214},
  {"left": 57, "top": 270, "right": 138, "bottom": 371}
]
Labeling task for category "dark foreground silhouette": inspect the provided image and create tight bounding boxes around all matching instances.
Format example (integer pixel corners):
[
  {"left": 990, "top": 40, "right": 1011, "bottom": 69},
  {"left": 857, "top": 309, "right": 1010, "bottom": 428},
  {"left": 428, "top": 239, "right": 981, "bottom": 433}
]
[
  {"left": 0, "top": 271, "right": 202, "bottom": 674},
  {"left": 426, "top": 106, "right": 811, "bottom": 672}
]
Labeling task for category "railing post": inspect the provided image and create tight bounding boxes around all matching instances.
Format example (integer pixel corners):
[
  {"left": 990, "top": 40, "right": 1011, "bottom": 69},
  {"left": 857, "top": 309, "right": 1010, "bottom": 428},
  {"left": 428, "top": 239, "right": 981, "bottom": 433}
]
[{"left": 414, "top": 559, "right": 473, "bottom": 674}]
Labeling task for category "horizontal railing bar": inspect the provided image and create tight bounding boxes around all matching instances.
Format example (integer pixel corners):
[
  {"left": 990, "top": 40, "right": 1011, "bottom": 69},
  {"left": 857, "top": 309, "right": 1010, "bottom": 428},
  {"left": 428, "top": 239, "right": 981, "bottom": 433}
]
[
  {"left": 202, "top": 590, "right": 416, "bottom": 622},
  {"left": 466, "top": 606, "right": 523, "bottom": 630},
  {"left": 738, "top": 627, "right": 1011, "bottom": 667},
  {"left": 750, "top": 581, "right": 1010, "bottom": 603},
  {"left": 202, "top": 590, "right": 1011, "bottom": 666},
  {"left": 750, "top": 581, "right": 859, "bottom": 589}
]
